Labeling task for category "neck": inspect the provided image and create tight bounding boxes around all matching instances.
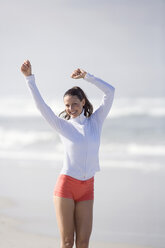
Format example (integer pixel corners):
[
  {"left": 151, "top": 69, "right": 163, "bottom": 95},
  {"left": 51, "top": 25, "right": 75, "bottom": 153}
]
[{"left": 69, "top": 109, "right": 86, "bottom": 124}]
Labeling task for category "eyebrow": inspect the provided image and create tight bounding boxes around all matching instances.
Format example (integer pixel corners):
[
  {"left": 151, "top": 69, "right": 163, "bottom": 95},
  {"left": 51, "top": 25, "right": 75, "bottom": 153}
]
[{"left": 65, "top": 102, "right": 78, "bottom": 105}]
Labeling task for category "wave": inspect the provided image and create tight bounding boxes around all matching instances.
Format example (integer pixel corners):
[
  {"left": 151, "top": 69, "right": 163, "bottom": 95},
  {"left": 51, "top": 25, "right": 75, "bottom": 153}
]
[
  {"left": 0, "top": 148, "right": 163, "bottom": 171},
  {"left": 0, "top": 123, "right": 164, "bottom": 156},
  {"left": 99, "top": 160, "right": 163, "bottom": 171},
  {"left": 1, "top": 96, "right": 165, "bottom": 118},
  {"left": 0, "top": 150, "right": 62, "bottom": 162},
  {"left": 111, "top": 97, "right": 165, "bottom": 118},
  {"left": 100, "top": 143, "right": 165, "bottom": 157},
  {"left": 0, "top": 127, "right": 56, "bottom": 149}
]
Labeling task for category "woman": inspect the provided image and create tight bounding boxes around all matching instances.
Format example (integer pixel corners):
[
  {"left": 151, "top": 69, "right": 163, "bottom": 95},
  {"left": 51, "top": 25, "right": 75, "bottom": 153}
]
[{"left": 21, "top": 60, "right": 115, "bottom": 248}]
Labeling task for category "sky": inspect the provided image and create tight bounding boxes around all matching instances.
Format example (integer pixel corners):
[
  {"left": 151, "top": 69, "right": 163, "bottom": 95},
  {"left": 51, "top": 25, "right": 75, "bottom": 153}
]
[{"left": 0, "top": 0, "right": 164, "bottom": 99}]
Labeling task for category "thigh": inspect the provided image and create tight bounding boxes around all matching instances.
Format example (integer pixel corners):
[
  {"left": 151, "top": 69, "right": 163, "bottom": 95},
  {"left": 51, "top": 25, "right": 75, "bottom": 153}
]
[
  {"left": 75, "top": 200, "right": 94, "bottom": 242},
  {"left": 54, "top": 196, "right": 75, "bottom": 241}
]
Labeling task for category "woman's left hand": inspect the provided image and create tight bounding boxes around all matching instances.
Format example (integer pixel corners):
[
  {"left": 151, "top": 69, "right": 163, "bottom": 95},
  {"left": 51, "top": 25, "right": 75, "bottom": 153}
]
[{"left": 70, "top": 68, "right": 87, "bottom": 79}]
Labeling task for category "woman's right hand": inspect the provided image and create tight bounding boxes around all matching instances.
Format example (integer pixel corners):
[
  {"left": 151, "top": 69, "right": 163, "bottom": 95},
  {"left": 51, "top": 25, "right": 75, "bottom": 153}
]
[{"left": 21, "top": 60, "right": 32, "bottom": 76}]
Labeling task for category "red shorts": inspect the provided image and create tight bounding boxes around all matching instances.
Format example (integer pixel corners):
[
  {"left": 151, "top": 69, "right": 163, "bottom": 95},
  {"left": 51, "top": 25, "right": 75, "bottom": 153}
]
[{"left": 54, "top": 174, "right": 94, "bottom": 202}]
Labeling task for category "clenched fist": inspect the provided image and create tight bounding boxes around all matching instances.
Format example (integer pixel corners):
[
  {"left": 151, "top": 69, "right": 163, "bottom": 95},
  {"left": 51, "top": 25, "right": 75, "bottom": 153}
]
[
  {"left": 21, "top": 60, "right": 32, "bottom": 77},
  {"left": 70, "top": 68, "right": 87, "bottom": 79}
]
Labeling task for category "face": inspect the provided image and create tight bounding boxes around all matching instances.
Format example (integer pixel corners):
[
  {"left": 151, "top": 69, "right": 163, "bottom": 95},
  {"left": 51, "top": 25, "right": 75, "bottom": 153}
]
[{"left": 64, "top": 95, "right": 85, "bottom": 118}]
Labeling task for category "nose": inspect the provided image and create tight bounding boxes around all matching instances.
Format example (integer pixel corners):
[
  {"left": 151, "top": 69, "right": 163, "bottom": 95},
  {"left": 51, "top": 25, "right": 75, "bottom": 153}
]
[{"left": 69, "top": 105, "right": 74, "bottom": 111}]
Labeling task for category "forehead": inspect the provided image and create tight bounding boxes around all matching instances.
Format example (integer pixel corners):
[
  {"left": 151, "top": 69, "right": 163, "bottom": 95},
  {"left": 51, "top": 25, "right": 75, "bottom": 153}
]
[{"left": 63, "top": 95, "right": 80, "bottom": 104}]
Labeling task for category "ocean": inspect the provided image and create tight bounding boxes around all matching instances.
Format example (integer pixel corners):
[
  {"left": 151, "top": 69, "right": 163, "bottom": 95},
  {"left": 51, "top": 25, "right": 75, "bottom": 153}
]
[{"left": 0, "top": 96, "right": 164, "bottom": 170}]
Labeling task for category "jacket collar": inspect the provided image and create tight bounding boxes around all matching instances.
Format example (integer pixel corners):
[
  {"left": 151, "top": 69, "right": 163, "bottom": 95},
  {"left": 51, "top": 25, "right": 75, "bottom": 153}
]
[{"left": 69, "top": 109, "right": 86, "bottom": 124}]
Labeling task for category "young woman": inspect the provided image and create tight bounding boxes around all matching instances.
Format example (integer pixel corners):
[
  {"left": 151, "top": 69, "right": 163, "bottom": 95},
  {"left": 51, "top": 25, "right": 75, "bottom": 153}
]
[{"left": 21, "top": 60, "right": 115, "bottom": 248}]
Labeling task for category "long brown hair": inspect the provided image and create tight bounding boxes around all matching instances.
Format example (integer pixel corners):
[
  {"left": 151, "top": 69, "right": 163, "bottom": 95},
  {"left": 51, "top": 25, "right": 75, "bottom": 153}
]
[{"left": 59, "top": 86, "right": 93, "bottom": 120}]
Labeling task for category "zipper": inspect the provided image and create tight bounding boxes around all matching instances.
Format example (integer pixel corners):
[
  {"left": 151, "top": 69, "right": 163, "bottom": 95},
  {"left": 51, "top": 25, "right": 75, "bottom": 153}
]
[{"left": 83, "top": 124, "right": 88, "bottom": 179}]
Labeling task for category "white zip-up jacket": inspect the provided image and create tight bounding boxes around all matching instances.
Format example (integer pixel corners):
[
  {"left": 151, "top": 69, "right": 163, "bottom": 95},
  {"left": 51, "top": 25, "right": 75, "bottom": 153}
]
[{"left": 25, "top": 73, "right": 115, "bottom": 180}]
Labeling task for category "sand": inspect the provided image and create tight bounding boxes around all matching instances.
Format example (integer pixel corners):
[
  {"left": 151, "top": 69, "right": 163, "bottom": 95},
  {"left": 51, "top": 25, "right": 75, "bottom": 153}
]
[
  {"left": 1, "top": 163, "right": 164, "bottom": 248},
  {"left": 0, "top": 214, "right": 152, "bottom": 248},
  {"left": 0, "top": 197, "right": 153, "bottom": 248}
]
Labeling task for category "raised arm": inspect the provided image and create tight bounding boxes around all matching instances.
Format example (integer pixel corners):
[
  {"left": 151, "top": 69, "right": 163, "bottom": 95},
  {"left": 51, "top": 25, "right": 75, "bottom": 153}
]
[
  {"left": 84, "top": 73, "right": 115, "bottom": 124},
  {"left": 20, "top": 60, "right": 73, "bottom": 136},
  {"left": 71, "top": 68, "right": 115, "bottom": 125}
]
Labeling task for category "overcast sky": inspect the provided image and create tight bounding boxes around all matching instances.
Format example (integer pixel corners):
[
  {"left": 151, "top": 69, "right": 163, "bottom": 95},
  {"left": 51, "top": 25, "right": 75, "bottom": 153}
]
[{"left": 0, "top": 0, "right": 164, "bottom": 99}]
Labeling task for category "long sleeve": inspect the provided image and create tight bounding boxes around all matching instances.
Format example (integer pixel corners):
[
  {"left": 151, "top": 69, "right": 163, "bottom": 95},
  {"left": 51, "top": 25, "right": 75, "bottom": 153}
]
[
  {"left": 25, "top": 74, "right": 73, "bottom": 136},
  {"left": 84, "top": 73, "right": 115, "bottom": 125}
]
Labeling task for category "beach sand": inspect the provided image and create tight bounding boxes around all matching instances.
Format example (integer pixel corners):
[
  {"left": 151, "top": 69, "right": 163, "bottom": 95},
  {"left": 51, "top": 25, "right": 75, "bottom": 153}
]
[
  {"left": 0, "top": 163, "right": 164, "bottom": 248},
  {"left": 0, "top": 212, "right": 59, "bottom": 248},
  {"left": 0, "top": 213, "right": 152, "bottom": 248}
]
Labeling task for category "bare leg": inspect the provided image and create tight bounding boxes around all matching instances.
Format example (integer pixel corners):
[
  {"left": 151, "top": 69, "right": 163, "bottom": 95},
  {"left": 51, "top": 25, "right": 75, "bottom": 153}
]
[
  {"left": 75, "top": 200, "right": 94, "bottom": 248},
  {"left": 54, "top": 196, "right": 75, "bottom": 248}
]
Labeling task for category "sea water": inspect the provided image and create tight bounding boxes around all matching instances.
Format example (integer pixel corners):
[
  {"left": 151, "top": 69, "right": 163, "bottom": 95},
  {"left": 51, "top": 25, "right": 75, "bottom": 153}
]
[{"left": 0, "top": 96, "right": 164, "bottom": 170}]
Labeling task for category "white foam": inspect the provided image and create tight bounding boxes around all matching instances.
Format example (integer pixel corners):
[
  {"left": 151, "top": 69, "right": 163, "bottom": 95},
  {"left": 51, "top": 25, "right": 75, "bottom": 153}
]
[
  {"left": 126, "top": 143, "right": 165, "bottom": 156},
  {"left": 0, "top": 149, "right": 163, "bottom": 171},
  {"left": 100, "top": 160, "right": 163, "bottom": 172},
  {"left": 0, "top": 127, "right": 54, "bottom": 149},
  {"left": 100, "top": 143, "right": 165, "bottom": 157},
  {"left": 0, "top": 140, "right": 164, "bottom": 171},
  {"left": 108, "top": 97, "right": 165, "bottom": 118},
  {"left": 0, "top": 150, "right": 62, "bottom": 161}
]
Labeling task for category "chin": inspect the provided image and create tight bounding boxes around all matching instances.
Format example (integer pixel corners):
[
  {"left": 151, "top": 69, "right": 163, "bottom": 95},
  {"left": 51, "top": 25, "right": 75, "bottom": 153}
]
[
  {"left": 71, "top": 114, "right": 78, "bottom": 118},
  {"left": 68, "top": 111, "right": 79, "bottom": 118},
  {"left": 67, "top": 110, "right": 82, "bottom": 118}
]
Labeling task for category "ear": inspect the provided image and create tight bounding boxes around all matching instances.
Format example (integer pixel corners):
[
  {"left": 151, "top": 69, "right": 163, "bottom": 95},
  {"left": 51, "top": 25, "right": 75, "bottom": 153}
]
[{"left": 82, "top": 98, "right": 85, "bottom": 106}]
